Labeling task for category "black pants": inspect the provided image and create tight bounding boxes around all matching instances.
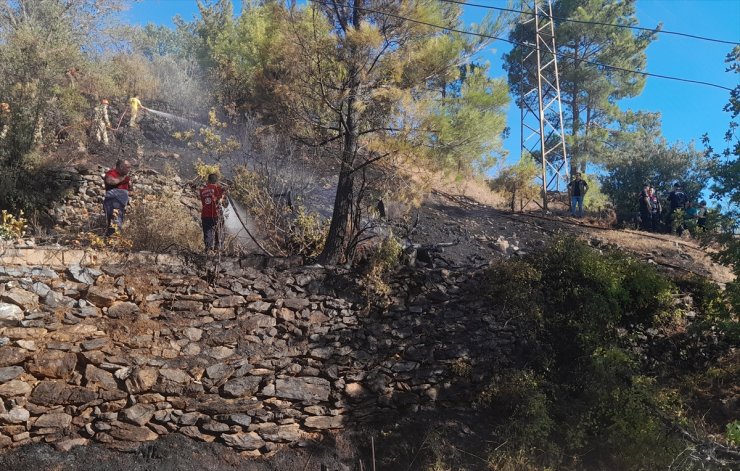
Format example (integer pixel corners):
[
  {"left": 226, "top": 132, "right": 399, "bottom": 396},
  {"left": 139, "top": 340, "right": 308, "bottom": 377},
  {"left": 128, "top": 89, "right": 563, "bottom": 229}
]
[{"left": 202, "top": 217, "right": 223, "bottom": 250}]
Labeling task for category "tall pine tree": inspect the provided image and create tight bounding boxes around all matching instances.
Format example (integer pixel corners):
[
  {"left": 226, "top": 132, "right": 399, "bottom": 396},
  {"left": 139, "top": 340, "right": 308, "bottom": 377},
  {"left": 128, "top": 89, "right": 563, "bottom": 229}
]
[{"left": 504, "top": 0, "right": 657, "bottom": 174}]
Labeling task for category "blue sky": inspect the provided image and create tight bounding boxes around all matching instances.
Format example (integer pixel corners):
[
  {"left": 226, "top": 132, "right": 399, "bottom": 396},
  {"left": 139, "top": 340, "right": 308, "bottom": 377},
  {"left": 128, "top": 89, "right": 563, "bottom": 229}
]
[{"left": 126, "top": 0, "right": 740, "bottom": 168}]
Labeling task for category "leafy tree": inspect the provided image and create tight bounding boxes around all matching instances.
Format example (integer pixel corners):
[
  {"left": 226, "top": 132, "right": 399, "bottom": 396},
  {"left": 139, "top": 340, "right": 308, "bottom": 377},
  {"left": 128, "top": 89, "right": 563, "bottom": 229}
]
[
  {"left": 248, "top": 1, "right": 509, "bottom": 264},
  {"left": 488, "top": 156, "right": 540, "bottom": 211},
  {"left": 702, "top": 45, "right": 740, "bottom": 311},
  {"left": 504, "top": 0, "right": 657, "bottom": 175},
  {"left": 601, "top": 120, "right": 708, "bottom": 222},
  {"left": 0, "top": 0, "right": 127, "bottom": 210}
]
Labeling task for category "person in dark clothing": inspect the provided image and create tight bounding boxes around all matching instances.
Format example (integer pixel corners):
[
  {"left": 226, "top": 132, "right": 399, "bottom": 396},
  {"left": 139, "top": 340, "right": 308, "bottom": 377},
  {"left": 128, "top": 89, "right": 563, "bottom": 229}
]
[
  {"left": 648, "top": 186, "right": 662, "bottom": 232},
  {"left": 638, "top": 184, "right": 651, "bottom": 231},
  {"left": 568, "top": 173, "right": 588, "bottom": 218},
  {"left": 103, "top": 159, "right": 132, "bottom": 237},
  {"left": 667, "top": 182, "right": 687, "bottom": 234},
  {"left": 697, "top": 201, "right": 708, "bottom": 232},
  {"left": 200, "top": 173, "right": 228, "bottom": 251}
]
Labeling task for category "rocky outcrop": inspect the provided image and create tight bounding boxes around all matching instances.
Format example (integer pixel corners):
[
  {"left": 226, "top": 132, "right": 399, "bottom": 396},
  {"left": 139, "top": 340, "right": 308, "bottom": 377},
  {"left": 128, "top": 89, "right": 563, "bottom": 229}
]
[{"left": 0, "top": 253, "right": 516, "bottom": 456}]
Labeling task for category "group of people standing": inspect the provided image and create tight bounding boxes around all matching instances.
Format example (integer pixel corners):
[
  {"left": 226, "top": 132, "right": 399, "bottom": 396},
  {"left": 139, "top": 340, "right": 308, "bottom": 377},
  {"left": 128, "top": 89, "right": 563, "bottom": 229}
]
[
  {"left": 90, "top": 94, "right": 145, "bottom": 146},
  {"left": 102, "top": 160, "right": 228, "bottom": 252},
  {"left": 640, "top": 182, "right": 707, "bottom": 234}
]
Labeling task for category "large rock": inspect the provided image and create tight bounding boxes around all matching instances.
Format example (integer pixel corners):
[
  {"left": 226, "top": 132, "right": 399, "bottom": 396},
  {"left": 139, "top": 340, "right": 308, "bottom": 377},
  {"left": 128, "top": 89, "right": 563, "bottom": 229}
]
[
  {"left": 0, "top": 288, "right": 39, "bottom": 311},
  {"left": 0, "top": 347, "right": 29, "bottom": 367},
  {"left": 0, "top": 380, "right": 32, "bottom": 397},
  {"left": 0, "top": 303, "right": 23, "bottom": 327},
  {"left": 107, "top": 301, "right": 139, "bottom": 318},
  {"left": 85, "top": 286, "right": 118, "bottom": 307},
  {"left": 28, "top": 351, "right": 77, "bottom": 379},
  {"left": 258, "top": 423, "right": 302, "bottom": 442},
  {"left": 67, "top": 264, "right": 101, "bottom": 285},
  {"left": 0, "top": 366, "right": 24, "bottom": 383},
  {"left": 125, "top": 368, "right": 158, "bottom": 394},
  {"left": 275, "top": 377, "right": 330, "bottom": 402},
  {"left": 109, "top": 422, "right": 158, "bottom": 442},
  {"left": 212, "top": 295, "right": 245, "bottom": 308},
  {"left": 0, "top": 407, "right": 30, "bottom": 424},
  {"left": 85, "top": 364, "right": 118, "bottom": 390},
  {"left": 305, "top": 415, "right": 343, "bottom": 430},
  {"left": 30, "top": 381, "right": 97, "bottom": 406},
  {"left": 159, "top": 368, "right": 189, "bottom": 384},
  {"left": 33, "top": 412, "right": 72, "bottom": 429},
  {"left": 222, "top": 376, "right": 261, "bottom": 398},
  {"left": 121, "top": 404, "right": 156, "bottom": 426},
  {"left": 282, "top": 298, "right": 310, "bottom": 310},
  {"left": 222, "top": 432, "right": 265, "bottom": 451}
]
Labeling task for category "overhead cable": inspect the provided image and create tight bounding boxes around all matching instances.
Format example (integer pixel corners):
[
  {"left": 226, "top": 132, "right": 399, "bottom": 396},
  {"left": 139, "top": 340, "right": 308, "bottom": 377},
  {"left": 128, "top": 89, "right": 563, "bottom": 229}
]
[
  {"left": 307, "top": 0, "right": 734, "bottom": 92},
  {"left": 438, "top": 0, "right": 740, "bottom": 46}
]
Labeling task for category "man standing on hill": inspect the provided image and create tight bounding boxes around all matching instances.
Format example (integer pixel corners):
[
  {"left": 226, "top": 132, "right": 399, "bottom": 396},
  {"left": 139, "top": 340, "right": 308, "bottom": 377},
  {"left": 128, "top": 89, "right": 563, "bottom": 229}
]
[
  {"left": 128, "top": 94, "right": 144, "bottom": 128},
  {"left": 200, "top": 173, "right": 229, "bottom": 252},
  {"left": 667, "top": 182, "right": 687, "bottom": 234},
  {"left": 103, "top": 160, "right": 132, "bottom": 237},
  {"left": 568, "top": 172, "right": 588, "bottom": 218},
  {"left": 0, "top": 102, "right": 10, "bottom": 140},
  {"left": 92, "top": 99, "right": 111, "bottom": 145}
]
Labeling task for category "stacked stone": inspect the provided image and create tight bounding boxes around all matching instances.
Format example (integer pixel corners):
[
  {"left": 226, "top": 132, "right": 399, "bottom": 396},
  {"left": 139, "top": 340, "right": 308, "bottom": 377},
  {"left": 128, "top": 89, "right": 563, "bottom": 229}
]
[
  {"left": 0, "top": 255, "right": 515, "bottom": 455},
  {"left": 47, "top": 166, "right": 199, "bottom": 235}
]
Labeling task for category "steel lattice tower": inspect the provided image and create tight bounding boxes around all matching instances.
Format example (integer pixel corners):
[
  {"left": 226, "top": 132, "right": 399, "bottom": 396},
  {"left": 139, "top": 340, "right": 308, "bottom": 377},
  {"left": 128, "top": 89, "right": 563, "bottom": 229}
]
[{"left": 519, "top": 0, "right": 569, "bottom": 211}]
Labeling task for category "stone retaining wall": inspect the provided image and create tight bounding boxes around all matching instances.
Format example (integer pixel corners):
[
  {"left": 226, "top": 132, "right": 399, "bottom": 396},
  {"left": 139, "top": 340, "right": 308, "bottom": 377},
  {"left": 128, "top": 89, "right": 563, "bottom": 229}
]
[{"left": 0, "top": 253, "right": 514, "bottom": 455}]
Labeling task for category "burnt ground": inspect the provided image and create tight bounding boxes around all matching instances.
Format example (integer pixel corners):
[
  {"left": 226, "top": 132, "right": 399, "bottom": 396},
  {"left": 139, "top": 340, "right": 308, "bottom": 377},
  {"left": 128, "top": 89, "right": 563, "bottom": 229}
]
[{"left": 409, "top": 190, "right": 733, "bottom": 285}]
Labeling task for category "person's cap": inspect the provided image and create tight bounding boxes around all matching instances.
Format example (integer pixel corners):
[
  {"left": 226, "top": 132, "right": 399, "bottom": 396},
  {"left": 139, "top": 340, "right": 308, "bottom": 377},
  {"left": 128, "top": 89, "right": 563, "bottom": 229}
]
[
  {"left": 101, "top": 99, "right": 109, "bottom": 104},
  {"left": 674, "top": 182, "right": 681, "bottom": 187}
]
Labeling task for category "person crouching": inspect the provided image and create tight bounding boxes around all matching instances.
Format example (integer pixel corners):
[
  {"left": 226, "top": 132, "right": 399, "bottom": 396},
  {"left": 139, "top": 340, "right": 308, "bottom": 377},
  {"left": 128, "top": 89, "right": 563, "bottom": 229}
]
[{"left": 103, "top": 159, "right": 132, "bottom": 237}]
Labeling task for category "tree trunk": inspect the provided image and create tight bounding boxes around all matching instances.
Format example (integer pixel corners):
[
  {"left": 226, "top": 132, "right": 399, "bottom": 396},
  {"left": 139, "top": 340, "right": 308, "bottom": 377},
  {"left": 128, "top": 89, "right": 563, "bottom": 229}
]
[{"left": 318, "top": 0, "right": 362, "bottom": 265}]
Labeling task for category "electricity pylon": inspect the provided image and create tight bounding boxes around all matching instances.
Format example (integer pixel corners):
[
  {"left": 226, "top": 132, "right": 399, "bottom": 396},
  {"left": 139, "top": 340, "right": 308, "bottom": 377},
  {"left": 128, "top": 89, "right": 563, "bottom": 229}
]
[{"left": 519, "top": 0, "right": 569, "bottom": 211}]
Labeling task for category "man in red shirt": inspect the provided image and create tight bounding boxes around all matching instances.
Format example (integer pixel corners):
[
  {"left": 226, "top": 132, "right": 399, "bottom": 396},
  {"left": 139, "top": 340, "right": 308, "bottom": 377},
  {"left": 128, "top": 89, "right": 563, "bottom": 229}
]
[
  {"left": 103, "top": 159, "right": 132, "bottom": 237},
  {"left": 200, "top": 173, "right": 228, "bottom": 251}
]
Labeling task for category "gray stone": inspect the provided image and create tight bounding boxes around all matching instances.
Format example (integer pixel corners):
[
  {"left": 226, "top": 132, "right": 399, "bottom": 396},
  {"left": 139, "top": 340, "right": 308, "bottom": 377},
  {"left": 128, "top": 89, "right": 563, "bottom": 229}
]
[
  {"left": 182, "top": 327, "right": 203, "bottom": 342},
  {"left": 30, "top": 380, "right": 98, "bottom": 405},
  {"left": 159, "top": 368, "right": 189, "bottom": 384},
  {"left": 0, "top": 289, "right": 39, "bottom": 310},
  {"left": 67, "top": 264, "right": 96, "bottom": 284},
  {"left": 0, "top": 347, "right": 29, "bottom": 367},
  {"left": 258, "top": 423, "right": 302, "bottom": 442},
  {"left": 246, "top": 301, "right": 271, "bottom": 313},
  {"left": 0, "top": 303, "right": 23, "bottom": 326},
  {"left": 275, "top": 377, "right": 330, "bottom": 402},
  {"left": 30, "top": 282, "right": 51, "bottom": 298},
  {"left": 0, "top": 380, "right": 31, "bottom": 397},
  {"left": 212, "top": 296, "right": 245, "bottom": 308},
  {"left": 222, "top": 432, "right": 264, "bottom": 451},
  {"left": 282, "top": 298, "right": 310, "bottom": 310},
  {"left": 109, "top": 422, "right": 158, "bottom": 442},
  {"left": 304, "top": 415, "right": 343, "bottom": 430},
  {"left": 85, "top": 364, "right": 118, "bottom": 390},
  {"left": 86, "top": 286, "right": 118, "bottom": 307},
  {"left": 107, "top": 301, "right": 139, "bottom": 318},
  {"left": 222, "top": 376, "right": 261, "bottom": 398},
  {"left": 0, "top": 366, "right": 24, "bottom": 383},
  {"left": 33, "top": 412, "right": 72, "bottom": 429},
  {"left": 0, "top": 407, "right": 30, "bottom": 424},
  {"left": 121, "top": 404, "right": 156, "bottom": 426},
  {"left": 205, "top": 363, "right": 234, "bottom": 383}
]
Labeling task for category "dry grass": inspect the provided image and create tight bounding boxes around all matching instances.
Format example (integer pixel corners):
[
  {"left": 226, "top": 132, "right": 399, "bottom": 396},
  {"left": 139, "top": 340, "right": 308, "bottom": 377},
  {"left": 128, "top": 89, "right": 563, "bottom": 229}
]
[{"left": 125, "top": 190, "right": 203, "bottom": 252}]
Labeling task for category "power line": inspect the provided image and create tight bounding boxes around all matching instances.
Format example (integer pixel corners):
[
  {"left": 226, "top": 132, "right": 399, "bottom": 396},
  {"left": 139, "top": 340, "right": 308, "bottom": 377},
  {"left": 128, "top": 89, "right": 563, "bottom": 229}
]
[
  {"left": 438, "top": 0, "right": 740, "bottom": 46},
  {"left": 307, "top": 0, "right": 734, "bottom": 92}
]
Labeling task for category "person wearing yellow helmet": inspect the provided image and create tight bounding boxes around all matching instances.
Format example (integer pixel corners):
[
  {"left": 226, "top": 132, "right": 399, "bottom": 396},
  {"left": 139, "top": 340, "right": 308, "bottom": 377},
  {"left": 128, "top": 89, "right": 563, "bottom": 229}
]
[
  {"left": 92, "top": 98, "right": 111, "bottom": 145},
  {"left": 0, "top": 102, "right": 10, "bottom": 140}
]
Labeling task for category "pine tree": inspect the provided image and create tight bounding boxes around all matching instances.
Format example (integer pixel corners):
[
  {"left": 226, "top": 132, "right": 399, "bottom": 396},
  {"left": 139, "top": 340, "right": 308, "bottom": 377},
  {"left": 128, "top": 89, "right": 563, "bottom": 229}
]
[{"left": 504, "top": 0, "right": 657, "bottom": 174}]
